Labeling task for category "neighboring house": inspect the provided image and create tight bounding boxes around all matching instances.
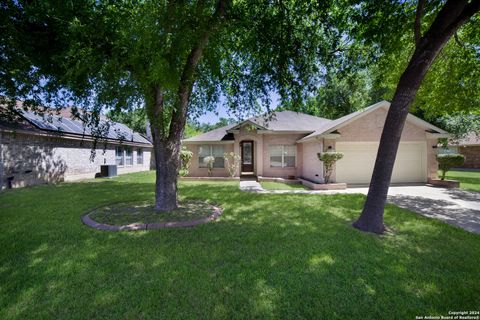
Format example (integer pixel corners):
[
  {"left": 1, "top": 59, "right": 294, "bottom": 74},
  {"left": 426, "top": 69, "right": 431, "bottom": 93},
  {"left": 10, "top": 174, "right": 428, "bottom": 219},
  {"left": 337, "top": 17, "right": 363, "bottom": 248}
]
[
  {"left": 0, "top": 106, "right": 152, "bottom": 190},
  {"left": 183, "top": 101, "right": 448, "bottom": 184},
  {"left": 448, "top": 133, "right": 480, "bottom": 169}
]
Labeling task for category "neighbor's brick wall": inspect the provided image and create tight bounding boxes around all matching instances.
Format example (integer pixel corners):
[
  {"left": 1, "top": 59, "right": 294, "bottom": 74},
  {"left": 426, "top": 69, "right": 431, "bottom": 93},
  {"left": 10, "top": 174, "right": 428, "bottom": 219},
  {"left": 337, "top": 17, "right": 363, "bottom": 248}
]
[
  {"left": 459, "top": 146, "right": 480, "bottom": 169},
  {"left": 0, "top": 131, "right": 151, "bottom": 190}
]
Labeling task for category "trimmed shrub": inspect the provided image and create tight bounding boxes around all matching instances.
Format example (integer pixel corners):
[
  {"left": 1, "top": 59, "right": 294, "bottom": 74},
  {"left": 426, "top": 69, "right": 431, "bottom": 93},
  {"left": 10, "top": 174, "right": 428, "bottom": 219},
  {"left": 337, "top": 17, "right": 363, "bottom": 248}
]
[
  {"left": 224, "top": 152, "right": 241, "bottom": 177},
  {"left": 318, "top": 152, "right": 344, "bottom": 183},
  {"left": 437, "top": 153, "right": 465, "bottom": 180},
  {"left": 179, "top": 146, "right": 193, "bottom": 177},
  {"left": 203, "top": 156, "right": 215, "bottom": 176}
]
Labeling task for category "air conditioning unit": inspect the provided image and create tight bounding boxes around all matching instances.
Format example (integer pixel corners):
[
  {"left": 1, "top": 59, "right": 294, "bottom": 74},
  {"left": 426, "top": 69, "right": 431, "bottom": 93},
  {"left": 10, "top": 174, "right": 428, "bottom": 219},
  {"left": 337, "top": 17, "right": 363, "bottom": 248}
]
[{"left": 100, "top": 165, "right": 117, "bottom": 178}]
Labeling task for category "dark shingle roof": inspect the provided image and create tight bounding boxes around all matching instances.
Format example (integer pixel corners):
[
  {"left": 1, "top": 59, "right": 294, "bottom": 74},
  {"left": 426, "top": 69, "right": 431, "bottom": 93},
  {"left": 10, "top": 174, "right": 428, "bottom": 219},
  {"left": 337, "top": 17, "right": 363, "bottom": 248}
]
[
  {"left": 183, "top": 123, "right": 237, "bottom": 142},
  {"left": 184, "top": 100, "right": 448, "bottom": 143},
  {"left": 183, "top": 110, "right": 332, "bottom": 142},
  {"left": 18, "top": 109, "right": 152, "bottom": 145}
]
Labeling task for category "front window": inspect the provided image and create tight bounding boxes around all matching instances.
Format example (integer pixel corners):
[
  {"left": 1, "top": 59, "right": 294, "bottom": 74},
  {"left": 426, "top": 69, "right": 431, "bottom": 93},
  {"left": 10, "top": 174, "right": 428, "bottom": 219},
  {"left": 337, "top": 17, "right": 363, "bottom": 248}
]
[
  {"left": 199, "top": 145, "right": 224, "bottom": 168},
  {"left": 269, "top": 145, "right": 296, "bottom": 168},
  {"left": 137, "top": 148, "right": 143, "bottom": 165},
  {"left": 125, "top": 147, "right": 133, "bottom": 166},
  {"left": 116, "top": 146, "right": 124, "bottom": 166}
]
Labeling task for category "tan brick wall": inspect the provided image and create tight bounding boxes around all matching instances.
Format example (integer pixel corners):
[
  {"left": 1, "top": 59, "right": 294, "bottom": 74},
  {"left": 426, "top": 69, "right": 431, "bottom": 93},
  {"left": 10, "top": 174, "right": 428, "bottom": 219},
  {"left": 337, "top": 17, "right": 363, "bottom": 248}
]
[
  {"left": 459, "top": 146, "right": 480, "bottom": 169},
  {"left": 0, "top": 132, "right": 152, "bottom": 190},
  {"left": 337, "top": 107, "right": 426, "bottom": 142},
  {"left": 182, "top": 107, "right": 439, "bottom": 180},
  {"left": 301, "top": 140, "right": 324, "bottom": 182},
  {"left": 427, "top": 139, "right": 439, "bottom": 179}
]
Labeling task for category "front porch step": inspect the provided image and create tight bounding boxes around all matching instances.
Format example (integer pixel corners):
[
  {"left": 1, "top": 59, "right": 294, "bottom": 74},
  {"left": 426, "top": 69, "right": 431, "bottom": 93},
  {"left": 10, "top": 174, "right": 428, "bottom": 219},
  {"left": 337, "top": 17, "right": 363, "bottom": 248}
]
[{"left": 239, "top": 180, "right": 263, "bottom": 192}]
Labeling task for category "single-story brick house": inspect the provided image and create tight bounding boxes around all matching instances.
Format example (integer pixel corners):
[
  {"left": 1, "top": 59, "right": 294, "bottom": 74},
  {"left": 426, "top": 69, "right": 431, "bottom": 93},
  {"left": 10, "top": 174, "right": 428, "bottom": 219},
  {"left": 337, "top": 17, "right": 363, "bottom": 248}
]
[
  {"left": 448, "top": 133, "right": 480, "bottom": 169},
  {"left": 0, "top": 106, "right": 152, "bottom": 190},
  {"left": 183, "top": 101, "right": 448, "bottom": 184}
]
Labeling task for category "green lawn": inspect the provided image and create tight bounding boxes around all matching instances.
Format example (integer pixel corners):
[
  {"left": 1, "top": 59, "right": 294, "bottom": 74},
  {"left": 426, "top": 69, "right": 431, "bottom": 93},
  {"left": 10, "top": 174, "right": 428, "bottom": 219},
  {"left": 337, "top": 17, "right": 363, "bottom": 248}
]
[
  {"left": 443, "top": 169, "right": 480, "bottom": 192},
  {"left": 260, "top": 181, "right": 308, "bottom": 190},
  {"left": 0, "top": 171, "right": 478, "bottom": 319},
  {"left": 89, "top": 200, "right": 215, "bottom": 225}
]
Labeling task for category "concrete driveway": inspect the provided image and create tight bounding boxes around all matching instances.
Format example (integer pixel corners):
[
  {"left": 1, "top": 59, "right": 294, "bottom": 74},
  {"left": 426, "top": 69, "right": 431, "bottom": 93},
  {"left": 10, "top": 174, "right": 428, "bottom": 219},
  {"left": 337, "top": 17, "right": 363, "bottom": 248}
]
[
  {"left": 357, "top": 186, "right": 480, "bottom": 234},
  {"left": 240, "top": 181, "right": 480, "bottom": 234}
]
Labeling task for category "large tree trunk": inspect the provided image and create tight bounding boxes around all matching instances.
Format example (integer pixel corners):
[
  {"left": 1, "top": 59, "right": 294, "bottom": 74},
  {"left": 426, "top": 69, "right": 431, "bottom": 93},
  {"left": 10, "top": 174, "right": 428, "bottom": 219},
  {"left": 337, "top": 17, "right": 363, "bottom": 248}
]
[
  {"left": 148, "top": 86, "right": 181, "bottom": 211},
  {"left": 153, "top": 139, "right": 181, "bottom": 211},
  {"left": 148, "top": 0, "right": 228, "bottom": 212},
  {"left": 353, "top": 0, "right": 480, "bottom": 234}
]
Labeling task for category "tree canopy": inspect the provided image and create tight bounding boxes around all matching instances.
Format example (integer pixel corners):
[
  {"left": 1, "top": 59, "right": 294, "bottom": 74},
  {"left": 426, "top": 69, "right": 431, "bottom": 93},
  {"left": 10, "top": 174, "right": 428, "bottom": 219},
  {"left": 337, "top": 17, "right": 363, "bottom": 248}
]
[
  {"left": 1, "top": 0, "right": 353, "bottom": 209},
  {"left": 277, "top": 2, "right": 480, "bottom": 126},
  {"left": 1, "top": 1, "right": 343, "bottom": 120},
  {"left": 1, "top": 0, "right": 479, "bottom": 212}
]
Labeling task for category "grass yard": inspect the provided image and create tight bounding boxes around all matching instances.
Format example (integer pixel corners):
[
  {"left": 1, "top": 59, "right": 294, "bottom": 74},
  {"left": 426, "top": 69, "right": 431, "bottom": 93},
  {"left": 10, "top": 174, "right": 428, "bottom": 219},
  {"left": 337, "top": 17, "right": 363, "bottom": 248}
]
[
  {"left": 260, "top": 181, "right": 308, "bottom": 190},
  {"left": 443, "top": 169, "right": 480, "bottom": 192},
  {"left": 89, "top": 200, "right": 216, "bottom": 225},
  {"left": 0, "top": 171, "right": 479, "bottom": 319}
]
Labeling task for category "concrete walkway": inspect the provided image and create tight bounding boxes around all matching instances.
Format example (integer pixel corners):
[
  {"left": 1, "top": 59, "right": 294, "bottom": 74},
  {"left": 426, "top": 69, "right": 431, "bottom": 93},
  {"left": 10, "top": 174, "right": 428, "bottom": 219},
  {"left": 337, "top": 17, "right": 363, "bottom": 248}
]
[{"left": 239, "top": 181, "right": 480, "bottom": 234}]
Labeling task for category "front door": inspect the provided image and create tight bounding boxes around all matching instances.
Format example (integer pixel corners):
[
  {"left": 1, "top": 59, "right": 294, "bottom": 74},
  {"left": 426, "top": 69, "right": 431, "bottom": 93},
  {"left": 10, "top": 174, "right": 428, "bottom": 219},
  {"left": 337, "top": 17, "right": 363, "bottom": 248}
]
[{"left": 241, "top": 141, "right": 254, "bottom": 173}]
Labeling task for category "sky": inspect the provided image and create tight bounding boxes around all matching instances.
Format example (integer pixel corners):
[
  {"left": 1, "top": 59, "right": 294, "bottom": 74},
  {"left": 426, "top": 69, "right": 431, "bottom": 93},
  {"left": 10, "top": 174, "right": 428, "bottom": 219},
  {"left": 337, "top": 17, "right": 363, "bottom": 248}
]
[{"left": 196, "top": 92, "right": 281, "bottom": 124}]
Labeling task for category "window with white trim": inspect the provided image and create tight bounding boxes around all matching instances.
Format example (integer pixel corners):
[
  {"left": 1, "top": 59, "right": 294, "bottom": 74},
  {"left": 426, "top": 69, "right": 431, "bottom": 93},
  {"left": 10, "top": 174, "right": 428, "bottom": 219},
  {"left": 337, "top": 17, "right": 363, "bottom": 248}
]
[
  {"left": 269, "top": 145, "right": 296, "bottom": 168},
  {"left": 125, "top": 147, "right": 133, "bottom": 166},
  {"left": 115, "top": 146, "right": 124, "bottom": 166},
  {"left": 137, "top": 148, "right": 143, "bottom": 165},
  {"left": 198, "top": 145, "right": 224, "bottom": 168}
]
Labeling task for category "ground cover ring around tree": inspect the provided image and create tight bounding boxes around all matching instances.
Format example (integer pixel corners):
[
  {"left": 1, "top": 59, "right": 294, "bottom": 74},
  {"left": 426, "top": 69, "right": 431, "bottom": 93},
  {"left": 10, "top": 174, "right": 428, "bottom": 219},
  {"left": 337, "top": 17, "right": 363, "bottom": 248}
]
[{"left": 81, "top": 200, "right": 223, "bottom": 231}]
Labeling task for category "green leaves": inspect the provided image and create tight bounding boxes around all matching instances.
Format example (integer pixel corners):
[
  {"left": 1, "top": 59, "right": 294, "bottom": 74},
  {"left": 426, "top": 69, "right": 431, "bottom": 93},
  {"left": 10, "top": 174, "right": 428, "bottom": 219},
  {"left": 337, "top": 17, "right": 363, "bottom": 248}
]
[
  {"left": 318, "top": 152, "right": 344, "bottom": 183},
  {"left": 437, "top": 154, "right": 465, "bottom": 180}
]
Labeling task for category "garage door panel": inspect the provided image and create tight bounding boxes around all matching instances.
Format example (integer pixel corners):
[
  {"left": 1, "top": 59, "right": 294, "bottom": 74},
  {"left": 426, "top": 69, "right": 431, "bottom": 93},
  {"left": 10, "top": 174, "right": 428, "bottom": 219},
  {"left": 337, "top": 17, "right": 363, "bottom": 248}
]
[{"left": 335, "top": 142, "right": 426, "bottom": 184}]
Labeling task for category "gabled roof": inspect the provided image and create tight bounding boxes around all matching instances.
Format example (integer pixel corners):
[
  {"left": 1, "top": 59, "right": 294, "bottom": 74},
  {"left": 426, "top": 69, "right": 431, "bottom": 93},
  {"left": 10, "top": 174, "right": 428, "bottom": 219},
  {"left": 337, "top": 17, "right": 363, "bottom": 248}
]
[
  {"left": 183, "top": 110, "right": 332, "bottom": 142},
  {"left": 241, "top": 110, "right": 331, "bottom": 131},
  {"left": 183, "top": 101, "right": 449, "bottom": 143},
  {"left": 184, "top": 123, "right": 237, "bottom": 142},
  {"left": 298, "top": 100, "right": 448, "bottom": 142},
  {"left": 298, "top": 101, "right": 389, "bottom": 142}
]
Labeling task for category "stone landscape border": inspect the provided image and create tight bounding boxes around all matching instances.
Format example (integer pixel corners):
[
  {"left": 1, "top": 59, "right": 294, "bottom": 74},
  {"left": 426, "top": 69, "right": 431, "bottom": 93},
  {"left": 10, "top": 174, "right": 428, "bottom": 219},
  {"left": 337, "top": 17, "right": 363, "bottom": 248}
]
[{"left": 81, "top": 204, "right": 223, "bottom": 231}]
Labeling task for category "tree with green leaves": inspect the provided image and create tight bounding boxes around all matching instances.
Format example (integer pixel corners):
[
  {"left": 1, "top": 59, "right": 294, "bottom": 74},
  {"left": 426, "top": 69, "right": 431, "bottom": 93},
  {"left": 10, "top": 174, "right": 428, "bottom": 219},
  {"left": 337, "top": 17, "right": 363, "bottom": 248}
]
[
  {"left": 437, "top": 154, "right": 465, "bottom": 180},
  {"left": 278, "top": 67, "right": 376, "bottom": 119},
  {"left": 438, "top": 113, "right": 480, "bottom": 143},
  {"left": 189, "top": 117, "right": 237, "bottom": 134},
  {"left": 1, "top": 0, "right": 340, "bottom": 211},
  {"left": 353, "top": 0, "right": 480, "bottom": 234},
  {"left": 371, "top": 15, "right": 480, "bottom": 119},
  {"left": 106, "top": 108, "right": 147, "bottom": 134}
]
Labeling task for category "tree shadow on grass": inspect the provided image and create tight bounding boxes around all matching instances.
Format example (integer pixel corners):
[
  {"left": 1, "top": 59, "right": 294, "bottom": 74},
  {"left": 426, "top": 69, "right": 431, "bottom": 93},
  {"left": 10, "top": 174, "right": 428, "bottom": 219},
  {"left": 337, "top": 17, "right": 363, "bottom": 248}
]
[{"left": 0, "top": 179, "right": 479, "bottom": 319}]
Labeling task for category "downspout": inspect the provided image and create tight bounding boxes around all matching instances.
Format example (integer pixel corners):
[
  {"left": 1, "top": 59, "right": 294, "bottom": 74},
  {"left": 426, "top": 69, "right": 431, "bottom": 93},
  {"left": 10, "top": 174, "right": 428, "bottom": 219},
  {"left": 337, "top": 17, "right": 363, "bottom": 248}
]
[{"left": 322, "top": 137, "right": 325, "bottom": 183}]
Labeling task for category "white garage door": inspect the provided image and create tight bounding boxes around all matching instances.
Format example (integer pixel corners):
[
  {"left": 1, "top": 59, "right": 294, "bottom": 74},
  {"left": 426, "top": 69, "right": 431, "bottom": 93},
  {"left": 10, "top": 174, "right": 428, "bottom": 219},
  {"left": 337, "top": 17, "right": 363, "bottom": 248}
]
[{"left": 335, "top": 142, "right": 427, "bottom": 184}]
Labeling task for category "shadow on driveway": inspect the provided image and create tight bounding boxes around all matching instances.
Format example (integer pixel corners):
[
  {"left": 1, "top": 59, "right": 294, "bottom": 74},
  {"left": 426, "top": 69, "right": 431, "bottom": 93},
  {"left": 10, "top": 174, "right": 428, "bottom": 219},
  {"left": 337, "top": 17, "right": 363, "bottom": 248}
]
[
  {"left": 388, "top": 194, "right": 480, "bottom": 234},
  {"left": 443, "top": 188, "right": 480, "bottom": 202}
]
